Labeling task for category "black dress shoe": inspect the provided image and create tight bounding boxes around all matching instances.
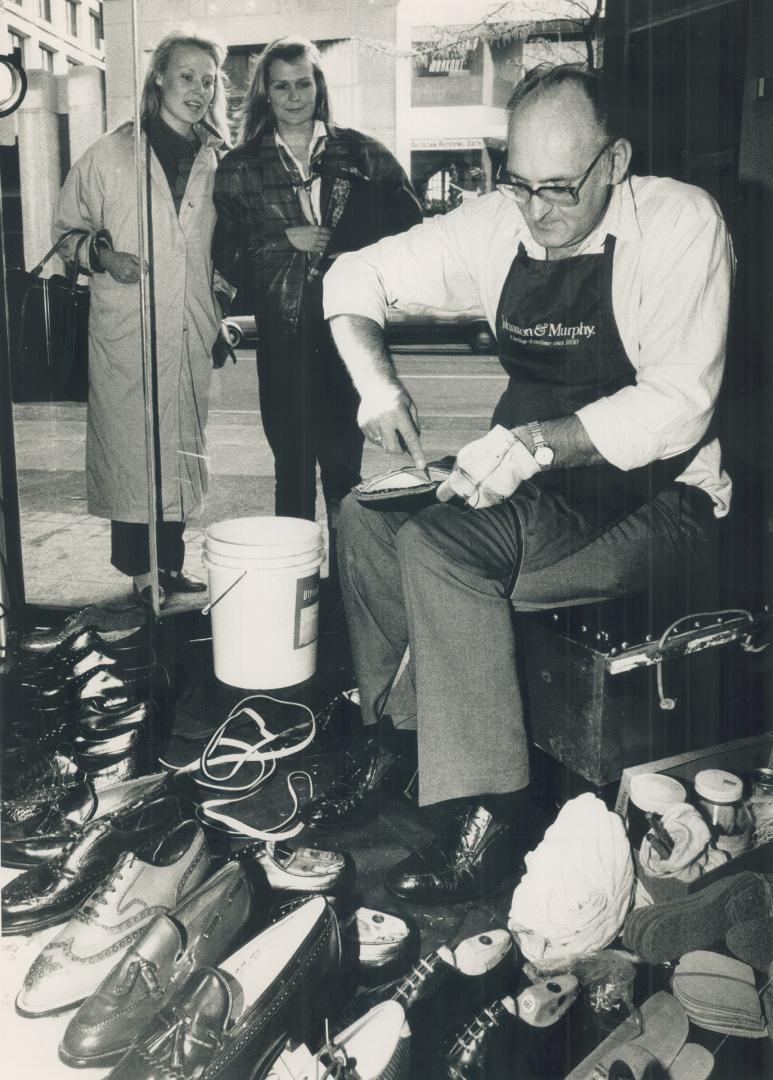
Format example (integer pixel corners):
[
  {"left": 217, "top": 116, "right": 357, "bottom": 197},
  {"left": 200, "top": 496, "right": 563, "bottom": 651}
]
[
  {"left": 385, "top": 805, "right": 520, "bottom": 904},
  {"left": 2, "top": 770, "right": 171, "bottom": 869},
  {"left": 133, "top": 582, "right": 166, "bottom": 609},
  {"left": 446, "top": 998, "right": 515, "bottom": 1079},
  {"left": 108, "top": 896, "right": 340, "bottom": 1080},
  {"left": 304, "top": 738, "right": 399, "bottom": 826},
  {"left": 1, "top": 794, "right": 180, "bottom": 935},
  {"left": 160, "top": 570, "right": 207, "bottom": 593},
  {"left": 347, "top": 928, "right": 514, "bottom": 1022},
  {"left": 20, "top": 605, "right": 143, "bottom": 655}
]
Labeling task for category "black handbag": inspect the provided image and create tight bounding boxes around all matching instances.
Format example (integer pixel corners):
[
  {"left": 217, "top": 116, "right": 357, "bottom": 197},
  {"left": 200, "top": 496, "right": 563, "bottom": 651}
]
[{"left": 10, "top": 229, "right": 91, "bottom": 403}]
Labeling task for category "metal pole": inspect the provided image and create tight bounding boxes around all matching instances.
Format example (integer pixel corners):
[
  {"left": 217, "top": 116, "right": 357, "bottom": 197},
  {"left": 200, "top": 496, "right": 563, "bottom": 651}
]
[
  {"left": 0, "top": 159, "right": 26, "bottom": 659},
  {"left": 130, "top": 0, "right": 161, "bottom": 616}
]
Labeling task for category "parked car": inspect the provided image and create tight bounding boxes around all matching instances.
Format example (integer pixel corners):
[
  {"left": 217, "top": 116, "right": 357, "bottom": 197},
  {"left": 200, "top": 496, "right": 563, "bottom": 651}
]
[{"left": 223, "top": 305, "right": 494, "bottom": 353}]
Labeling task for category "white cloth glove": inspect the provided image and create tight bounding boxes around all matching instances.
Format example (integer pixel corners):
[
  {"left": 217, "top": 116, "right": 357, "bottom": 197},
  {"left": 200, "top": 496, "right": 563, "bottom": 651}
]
[{"left": 436, "top": 425, "right": 540, "bottom": 508}]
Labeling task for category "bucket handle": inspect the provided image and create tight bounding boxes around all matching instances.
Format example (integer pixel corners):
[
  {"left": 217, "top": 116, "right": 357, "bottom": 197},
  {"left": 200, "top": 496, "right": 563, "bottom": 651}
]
[{"left": 201, "top": 568, "right": 247, "bottom": 616}]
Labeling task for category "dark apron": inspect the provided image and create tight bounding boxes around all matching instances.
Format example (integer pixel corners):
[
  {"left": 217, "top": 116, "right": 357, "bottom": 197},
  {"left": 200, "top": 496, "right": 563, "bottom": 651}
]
[{"left": 493, "top": 236, "right": 699, "bottom": 569}]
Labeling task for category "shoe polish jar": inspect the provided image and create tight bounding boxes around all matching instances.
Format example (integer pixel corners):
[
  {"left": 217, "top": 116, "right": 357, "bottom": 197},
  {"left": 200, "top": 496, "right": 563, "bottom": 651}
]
[
  {"left": 627, "top": 773, "right": 687, "bottom": 851},
  {"left": 694, "top": 769, "right": 752, "bottom": 857}
]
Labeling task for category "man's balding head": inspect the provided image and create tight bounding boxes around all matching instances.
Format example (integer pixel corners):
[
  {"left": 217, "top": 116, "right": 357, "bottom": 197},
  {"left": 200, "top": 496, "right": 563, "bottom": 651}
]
[{"left": 503, "top": 65, "right": 631, "bottom": 256}]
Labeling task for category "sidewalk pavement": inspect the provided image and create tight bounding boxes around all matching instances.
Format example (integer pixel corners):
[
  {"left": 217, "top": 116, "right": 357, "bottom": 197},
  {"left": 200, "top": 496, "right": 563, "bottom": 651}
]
[{"left": 14, "top": 399, "right": 489, "bottom": 613}]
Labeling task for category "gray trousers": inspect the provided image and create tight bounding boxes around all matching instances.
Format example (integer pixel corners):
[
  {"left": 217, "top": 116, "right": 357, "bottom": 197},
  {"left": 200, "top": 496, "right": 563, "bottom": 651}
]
[{"left": 338, "top": 483, "right": 715, "bottom": 807}]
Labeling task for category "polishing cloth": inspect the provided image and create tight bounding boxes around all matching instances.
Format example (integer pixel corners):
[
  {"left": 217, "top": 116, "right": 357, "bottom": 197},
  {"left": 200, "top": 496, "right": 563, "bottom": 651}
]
[
  {"left": 508, "top": 793, "right": 634, "bottom": 969},
  {"left": 638, "top": 803, "right": 728, "bottom": 882}
]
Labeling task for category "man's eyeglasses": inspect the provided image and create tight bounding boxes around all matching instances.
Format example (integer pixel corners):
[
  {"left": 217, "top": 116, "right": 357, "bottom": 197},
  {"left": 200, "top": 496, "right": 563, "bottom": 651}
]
[{"left": 496, "top": 138, "right": 617, "bottom": 207}]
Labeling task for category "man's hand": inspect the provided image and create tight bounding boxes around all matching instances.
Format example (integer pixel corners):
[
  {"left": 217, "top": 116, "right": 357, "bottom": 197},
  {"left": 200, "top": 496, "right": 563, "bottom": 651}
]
[
  {"left": 100, "top": 250, "right": 144, "bottom": 284},
  {"left": 358, "top": 383, "right": 427, "bottom": 469},
  {"left": 285, "top": 226, "right": 332, "bottom": 253},
  {"left": 436, "top": 426, "right": 539, "bottom": 508}
]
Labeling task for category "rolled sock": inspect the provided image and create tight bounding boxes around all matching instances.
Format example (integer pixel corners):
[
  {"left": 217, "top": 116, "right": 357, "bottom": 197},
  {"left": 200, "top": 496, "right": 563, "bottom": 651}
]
[
  {"left": 622, "top": 872, "right": 773, "bottom": 963},
  {"left": 726, "top": 915, "right": 773, "bottom": 972}
]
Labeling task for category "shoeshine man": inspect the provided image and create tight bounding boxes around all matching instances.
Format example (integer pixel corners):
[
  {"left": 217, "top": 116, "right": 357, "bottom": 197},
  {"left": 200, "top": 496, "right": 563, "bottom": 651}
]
[{"left": 321, "top": 65, "right": 733, "bottom": 904}]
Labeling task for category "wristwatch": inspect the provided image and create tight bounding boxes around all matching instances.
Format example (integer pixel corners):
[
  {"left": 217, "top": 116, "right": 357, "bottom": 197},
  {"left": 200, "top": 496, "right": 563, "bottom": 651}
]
[{"left": 527, "top": 420, "right": 554, "bottom": 470}]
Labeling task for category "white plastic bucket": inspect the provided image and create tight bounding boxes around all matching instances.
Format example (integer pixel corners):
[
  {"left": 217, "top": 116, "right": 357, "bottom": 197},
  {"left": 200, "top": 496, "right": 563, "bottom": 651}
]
[{"left": 204, "top": 516, "right": 323, "bottom": 689}]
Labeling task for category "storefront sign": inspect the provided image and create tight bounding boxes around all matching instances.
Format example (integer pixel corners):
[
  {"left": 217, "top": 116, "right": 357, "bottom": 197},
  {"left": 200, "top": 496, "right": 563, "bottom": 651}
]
[{"left": 411, "top": 137, "right": 484, "bottom": 150}]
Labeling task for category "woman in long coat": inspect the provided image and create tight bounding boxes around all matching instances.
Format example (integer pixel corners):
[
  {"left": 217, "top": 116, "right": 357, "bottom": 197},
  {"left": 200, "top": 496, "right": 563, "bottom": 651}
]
[{"left": 53, "top": 29, "right": 232, "bottom": 606}]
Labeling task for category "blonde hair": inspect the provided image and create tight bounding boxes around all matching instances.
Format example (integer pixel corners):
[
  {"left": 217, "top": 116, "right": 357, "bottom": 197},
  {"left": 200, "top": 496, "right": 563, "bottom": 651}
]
[
  {"left": 140, "top": 28, "right": 229, "bottom": 143},
  {"left": 237, "top": 36, "right": 333, "bottom": 146}
]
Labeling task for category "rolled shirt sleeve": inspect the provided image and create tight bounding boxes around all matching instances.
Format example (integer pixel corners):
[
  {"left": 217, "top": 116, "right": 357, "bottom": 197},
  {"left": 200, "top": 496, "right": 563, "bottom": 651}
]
[
  {"left": 323, "top": 199, "right": 491, "bottom": 327},
  {"left": 576, "top": 187, "right": 734, "bottom": 471}
]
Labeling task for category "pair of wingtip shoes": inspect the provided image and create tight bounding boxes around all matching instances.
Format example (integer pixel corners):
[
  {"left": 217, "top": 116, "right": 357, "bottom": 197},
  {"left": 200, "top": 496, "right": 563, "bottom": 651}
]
[
  {"left": 16, "top": 816, "right": 211, "bottom": 1018},
  {"left": 2, "top": 768, "right": 171, "bottom": 869},
  {"left": 2, "top": 789, "right": 181, "bottom": 936}
]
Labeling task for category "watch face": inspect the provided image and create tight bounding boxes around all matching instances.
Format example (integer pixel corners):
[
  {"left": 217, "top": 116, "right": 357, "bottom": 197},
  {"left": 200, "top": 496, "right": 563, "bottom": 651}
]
[{"left": 534, "top": 445, "right": 554, "bottom": 468}]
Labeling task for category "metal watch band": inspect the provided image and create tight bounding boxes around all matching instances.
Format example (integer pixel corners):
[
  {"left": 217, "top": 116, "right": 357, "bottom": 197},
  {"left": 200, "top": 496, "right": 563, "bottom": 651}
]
[{"left": 527, "top": 420, "right": 554, "bottom": 470}]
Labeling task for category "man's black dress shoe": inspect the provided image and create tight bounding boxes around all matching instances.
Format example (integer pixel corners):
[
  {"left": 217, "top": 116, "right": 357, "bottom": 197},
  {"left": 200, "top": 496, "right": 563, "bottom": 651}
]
[
  {"left": 20, "top": 606, "right": 143, "bottom": 655},
  {"left": 446, "top": 998, "right": 514, "bottom": 1079},
  {"left": 385, "top": 805, "right": 520, "bottom": 904},
  {"left": 2, "top": 768, "right": 170, "bottom": 869},
  {"left": 1, "top": 793, "right": 180, "bottom": 935},
  {"left": 107, "top": 895, "right": 340, "bottom": 1080},
  {"left": 160, "top": 570, "right": 207, "bottom": 593},
  {"left": 304, "top": 738, "right": 399, "bottom": 826}
]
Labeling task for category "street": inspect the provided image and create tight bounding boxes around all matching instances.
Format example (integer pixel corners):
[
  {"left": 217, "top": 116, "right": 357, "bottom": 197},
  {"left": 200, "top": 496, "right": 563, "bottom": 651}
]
[{"left": 13, "top": 348, "right": 506, "bottom": 607}]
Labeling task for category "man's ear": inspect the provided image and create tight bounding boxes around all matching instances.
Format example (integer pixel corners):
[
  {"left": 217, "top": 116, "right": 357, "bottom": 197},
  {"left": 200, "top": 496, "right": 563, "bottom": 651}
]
[{"left": 609, "top": 138, "right": 632, "bottom": 184}]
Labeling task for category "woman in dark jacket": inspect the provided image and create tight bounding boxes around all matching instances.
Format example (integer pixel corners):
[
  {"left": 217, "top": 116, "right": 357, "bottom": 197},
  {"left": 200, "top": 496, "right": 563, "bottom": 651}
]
[{"left": 213, "top": 36, "right": 421, "bottom": 565}]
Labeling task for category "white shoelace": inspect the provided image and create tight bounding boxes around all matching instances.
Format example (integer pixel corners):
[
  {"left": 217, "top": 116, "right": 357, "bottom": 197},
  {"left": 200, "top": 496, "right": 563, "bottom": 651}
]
[{"left": 158, "top": 695, "right": 316, "bottom": 842}]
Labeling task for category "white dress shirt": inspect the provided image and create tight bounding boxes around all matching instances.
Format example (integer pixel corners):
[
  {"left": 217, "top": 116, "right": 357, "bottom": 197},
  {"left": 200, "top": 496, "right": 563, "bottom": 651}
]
[
  {"left": 275, "top": 119, "right": 327, "bottom": 225},
  {"left": 323, "top": 176, "right": 734, "bottom": 514}
]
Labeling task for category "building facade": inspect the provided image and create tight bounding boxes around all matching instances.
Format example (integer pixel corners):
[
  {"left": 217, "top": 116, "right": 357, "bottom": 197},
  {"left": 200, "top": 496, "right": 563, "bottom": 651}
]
[{"left": 1, "top": 0, "right": 104, "bottom": 75}]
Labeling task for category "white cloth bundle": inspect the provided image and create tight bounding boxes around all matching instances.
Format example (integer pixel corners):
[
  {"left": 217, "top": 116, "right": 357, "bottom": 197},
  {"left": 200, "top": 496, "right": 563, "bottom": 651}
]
[
  {"left": 638, "top": 802, "right": 728, "bottom": 882},
  {"left": 508, "top": 793, "right": 634, "bottom": 970}
]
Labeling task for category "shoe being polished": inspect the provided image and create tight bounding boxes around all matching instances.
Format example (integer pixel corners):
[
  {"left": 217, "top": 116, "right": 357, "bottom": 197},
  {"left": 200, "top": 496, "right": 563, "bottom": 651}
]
[
  {"left": 385, "top": 805, "right": 519, "bottom": 905},
  {"left": 2, "top": 769, "right": 171, "bottom": 869},
  {"left": 274, "top": 1001, "right": 410, "bottom": 1080},
  {"left": 108, "top": 895, "right": 340, "bottom": 1080},
  {"left": 20, "top": 606, "right": 143, "bottom": 655},
  {"left": 16, "top": 819, "right": 210, "bottom": 1017},
  {"left": 304, "top": 738, "right": 399, "bottom": 826},
  {"left": 1, "top": 794, "right": 181, "bottom": 936},
  {"left": 60, "top": 861, "right": 256, "bottom": 1069},
  {"left": 160, "top": 570, "right": 207, "bottom": 594}
]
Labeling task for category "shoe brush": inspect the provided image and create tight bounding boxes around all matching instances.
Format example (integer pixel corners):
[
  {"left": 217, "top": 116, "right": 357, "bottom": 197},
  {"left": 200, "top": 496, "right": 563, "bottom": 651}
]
[{"left": 499, "top": 973, "right": 580, "bottom": 1028}]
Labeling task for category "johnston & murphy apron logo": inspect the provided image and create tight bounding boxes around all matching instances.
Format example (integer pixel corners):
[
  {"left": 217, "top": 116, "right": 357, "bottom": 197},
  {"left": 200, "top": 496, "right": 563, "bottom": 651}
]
[{"left": 500, "top": 317, "right": 597, "bottom": 346}]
